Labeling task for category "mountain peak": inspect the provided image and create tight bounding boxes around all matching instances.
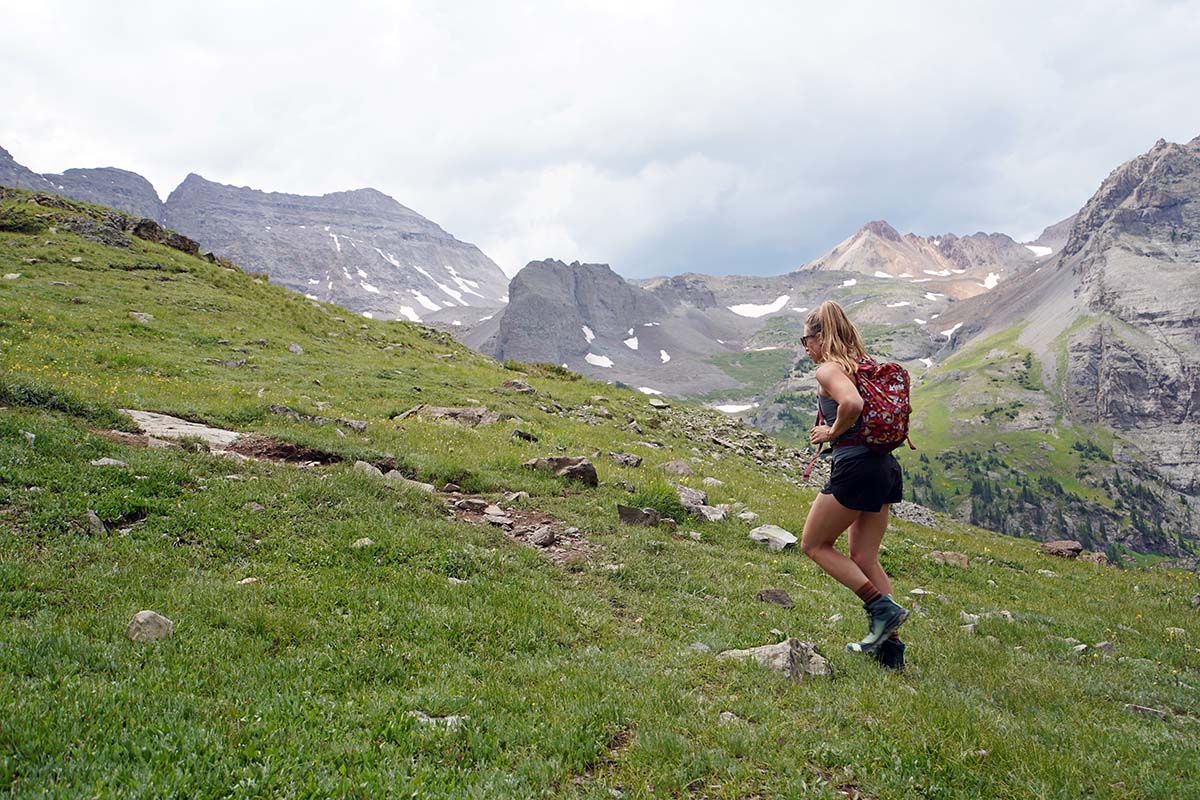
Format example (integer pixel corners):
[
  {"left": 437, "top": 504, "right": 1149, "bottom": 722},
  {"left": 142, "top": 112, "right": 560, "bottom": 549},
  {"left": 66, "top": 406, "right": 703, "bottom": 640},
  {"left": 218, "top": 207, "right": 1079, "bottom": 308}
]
[{"left": 861, "top": 220, "right": 901, "bottom": 241}]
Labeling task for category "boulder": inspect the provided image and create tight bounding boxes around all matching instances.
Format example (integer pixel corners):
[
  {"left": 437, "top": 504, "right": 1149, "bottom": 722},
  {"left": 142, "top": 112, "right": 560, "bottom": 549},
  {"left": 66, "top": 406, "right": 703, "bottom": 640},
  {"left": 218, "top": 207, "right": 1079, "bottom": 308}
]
[
  {"left": 617, "top": 504, "right": 663, "bottom": 526},
  {"left": 748, "top": 524, "right": 797, "bottom": 551},
  {"left": 660, "top": 460, "right": 694, "bottom": 477},
  {"left": 383, "top": 471, "right": 436, "bottom": 493},
  {"left": 648, "top": 398, "right": 670, "bottom": 409},
  {"left": 609, "top": 452, "right": 643, "bottom": 468},
  {"left": 1040, "top": 540, "right": 1083, "bottom": 558},
  {"left": 126, "top": 610, "right": 174, "bottom": 642},
  {"left": 716, "top": 638, "right": 832, "bottom": 681},
  {"left": 691, "top": 504, "right": 727, "bottom": 522},
  {"left": 530, "top": 526, "right": 557, "bottom": 547},
  {"left": 522, "top": 456, "right": 598, "bottom": 486},
  {"left": 1080, "top": 552, "right": 1109, "bottom": 566},
  {"left": 925, "top": 551, "right": 969, "bottom": 568},
  {"left": 415, "top": 405, "right": 501, "bottom": 427},
  {"left": 890, "top": 501, "right": 938, "bottom": 528},
  {"left": 673, "top": 484, "right": 708, "bottom": 508},
  {"left": 353, "top": 460, "right": 383, "bottom": 478}
]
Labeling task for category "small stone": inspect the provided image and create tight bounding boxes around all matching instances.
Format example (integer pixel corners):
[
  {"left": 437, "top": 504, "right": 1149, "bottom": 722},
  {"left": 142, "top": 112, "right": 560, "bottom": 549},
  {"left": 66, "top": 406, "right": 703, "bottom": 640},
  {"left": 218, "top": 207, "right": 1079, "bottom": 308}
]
[
  {"left": 1072, "top": 644, "right": 1089, "bottom": 653},
  {"left": 503, "top": 491, "right": 530, "bottom": 503},
  {"left": 648, "top": 398, "right": 670, "bottom": 409},
  {"left": 756, "top": 588, "right": 794, "bottom": 607},
  {"left": 1000, "top": 610, "right": 1014, "bottom": 622},
  {"left": 483, "top": 504, "right": 504, "bottom": 516},
  {"left": 688, "top": 531, "right": 702, "bottom": 542},
  {"left": 609, "top": 452, "right": 642, "bottom": 468},
  {"left": 716, "top": 638, "right": 833, "bottom": 681},
  {"left": 1036, "top": 569, "right": 1057, "bottom": 577},
  {"left": 3, "top": 273, "right": 21, "bottom": 280},
  {"left": 442, "top": 482, "right": 461, "bottom": 493},
  {"left": 129, "top": 312, "right": 154, "bottom": 324},
  {"left": 70, "top": 257, "right": 83, "bottom": 263},
  {"left": 407, "top": 710, "right": 467, "bottom": 730},
  {"left": 353, "top": 460, "right": 384, "bottom": 478},
  {"left": 242, "top": 501, "right": 266, "bottom": 513},
  {"left": 90, "top": 457, "right": 127, "bottom": 467},
  {"left": 351, "top": 537, "right": 374, "bottom": 549},
  {"left": 960, "top": 611, "right": 981, "bottom": 625},
  {"left": 500, "top": 379, "right": 535, "bottom": 394},
  {"left": 530, "top": 526, "right": 557, "bottom": 547},
  {"left": 448, "top": 577, "right": 466, "bottom": 585},
  {"left": 674, "top": 484, "right": 708, "bottom": 508},
  {"left": 86, "top": 510, "right": 107, "bottom": 535},
  {"left": 455, "top": 498, "right": 489, "bottom": 512},
  {"left": 287, "top": 342, "right": 304, "bottom": 355},
  {"left": 691, "top": 504, "right": 728, "bottom": 522},
  {"left": 21, "top": 430, "right": 35, "bottom": 446},
  {"left": 126, "top": 610, "right": 174, "bottom": 642},
  {"left": 236, "top": 577, "right": 259, "bottom": 585},
  {"left": 737, "top": 511, "right": 759, "bottom": 523},
  {"left": 960, "top": 623, "right": 976, "bottom": 635},
  {"left": 702, "top": 477, "right": 724, "bottom": 487},
  {"left": 1166, "top": 627, "right": 1186, "bottom": 637},
  {"left": 1190, "top": 594, "right": 1200, "bottom": 608},
  {"left": 484, "top": 514, "right": 513, "bottom": 527},
  {"left": 660, "top": 460, "right": 694, "bottom": 477},
  {"left": 690, "top": 641, "right": 711, "bottom": 653},
  {"left": 1095, "top": 641, "right": 1115, "bottom": 654},
  {"left": 987, "top": 579, "right": 997, "bottom": 586},
  {"left": 909, "top": 588, "right": 932, "bottom": 597},
  {"left": 718, "top": 711, "right": 741, "bottom": 725},
  {"left": 748, "top": 524, "right": 797, "bottom": 552},
  {"left": 617, "top": 504, "right": 663, "bottom": 526},
  {"left": 827, "top": 613, "right": 843, "bottom": 623},
  {"left": 925, "top": 551, "right": 969, "bottom": 568}
]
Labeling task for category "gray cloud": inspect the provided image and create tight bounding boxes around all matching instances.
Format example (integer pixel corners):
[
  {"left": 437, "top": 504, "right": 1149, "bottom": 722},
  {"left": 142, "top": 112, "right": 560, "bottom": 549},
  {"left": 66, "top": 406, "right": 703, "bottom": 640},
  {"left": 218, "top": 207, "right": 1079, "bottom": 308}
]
[{"left": 3, "top": 1, "right": 1200, "bottom": 278}]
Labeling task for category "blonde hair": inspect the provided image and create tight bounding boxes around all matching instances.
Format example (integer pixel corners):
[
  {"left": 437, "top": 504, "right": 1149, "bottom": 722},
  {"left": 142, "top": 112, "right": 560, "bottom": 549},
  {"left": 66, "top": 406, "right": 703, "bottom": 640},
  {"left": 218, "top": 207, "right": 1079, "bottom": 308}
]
[{"left": 805, "top": 300, "right": 868, "bottom": 375}]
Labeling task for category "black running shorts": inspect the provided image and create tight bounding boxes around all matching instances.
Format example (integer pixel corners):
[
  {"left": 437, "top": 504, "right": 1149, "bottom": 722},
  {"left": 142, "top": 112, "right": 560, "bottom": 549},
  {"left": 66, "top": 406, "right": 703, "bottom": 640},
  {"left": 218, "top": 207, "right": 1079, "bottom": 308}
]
[{"left": 821, "top": 451, "right": 903, "bottom": 512}]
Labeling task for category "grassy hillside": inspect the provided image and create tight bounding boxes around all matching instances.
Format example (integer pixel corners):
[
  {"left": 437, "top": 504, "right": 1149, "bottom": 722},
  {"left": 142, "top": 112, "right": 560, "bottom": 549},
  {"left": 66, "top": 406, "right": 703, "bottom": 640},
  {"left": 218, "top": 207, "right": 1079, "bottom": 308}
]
[{"left": 2, "top": 188, "right": 1199, "bottom": 798}]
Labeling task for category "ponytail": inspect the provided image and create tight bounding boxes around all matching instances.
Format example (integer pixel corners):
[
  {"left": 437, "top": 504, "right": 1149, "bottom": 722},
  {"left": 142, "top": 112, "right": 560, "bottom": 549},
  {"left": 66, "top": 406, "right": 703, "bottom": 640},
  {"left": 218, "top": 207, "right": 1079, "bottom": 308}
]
[{"left": 805, "top": 300, "right": 868, "bottom": 375}]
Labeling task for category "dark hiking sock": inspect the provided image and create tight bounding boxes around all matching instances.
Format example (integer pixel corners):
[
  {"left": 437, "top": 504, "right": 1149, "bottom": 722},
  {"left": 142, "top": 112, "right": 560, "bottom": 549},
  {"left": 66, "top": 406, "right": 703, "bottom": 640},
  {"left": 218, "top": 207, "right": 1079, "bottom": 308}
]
[
  {"left": 855, "top": 580, "right": 882, "bottom": 605},
  {"left": 888, "top": 631, "right": 901, "bottom": 642}
]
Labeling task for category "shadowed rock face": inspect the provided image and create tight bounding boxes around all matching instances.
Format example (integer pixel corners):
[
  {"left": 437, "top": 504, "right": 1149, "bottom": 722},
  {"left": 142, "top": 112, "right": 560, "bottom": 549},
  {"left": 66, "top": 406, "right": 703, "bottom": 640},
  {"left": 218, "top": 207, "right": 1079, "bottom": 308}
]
[
  {"left": 1059, "top": 136, "right": 1200, "bottom": 494},
  {"left": 161, "top": 174, "right": 510, "bottom": 322},
  {"left": 479, "top": 260, "right": 669, "bottom": 365},
  {"left": 0, "top": 145, "right": 56, "bottom": 193},
  {"left": 41, "top": 167, "right": 164, "bottom": 221}
]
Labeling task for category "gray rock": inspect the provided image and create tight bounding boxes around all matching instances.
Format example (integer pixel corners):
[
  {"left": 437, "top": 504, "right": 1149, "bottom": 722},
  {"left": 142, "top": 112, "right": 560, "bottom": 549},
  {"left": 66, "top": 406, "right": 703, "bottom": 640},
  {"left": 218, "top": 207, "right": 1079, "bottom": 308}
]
[
  {"left": 455, "top": 498, "right": 490, "bottom": 512},
  {"left": 414, "top": 405, "right": 501, "bottom": 427},
  {"left": 1072, "top": 643, "right": 1089, "bottom": 653},
  {"left": 351, "top": 537, "right": 373, "bottom": 548},
  {"left": 736, "top": 511, "right": 760, "bottom": 523},
  {"left": 1095, "top": 641, "right": 1116, "bottom": 654},
  {"left": 1036, "top": 569, "right": 1058, "bottom": 577},
  {"left": 960, "top": 623, "right": 976, "bottom": 635},
  {"left": 648, "top": 398, "right": 670, "bottom": 409},
  {"left": 236, "top": 577, "right": 259, "bottom": 586},
  {"left": 503, "top": 491, "right": 530, "bottom": 503},
  {"left": 522, "top": 456, "right": 598, "bottom": 486},
  {"left": 530, "top": 526, "right": 557, "bottom": 547},
  {"left": 960, "top": 611, "right": 981, "bottom": 625},
  {"left": 512, "top": 429, "right": 538, "bottom": 442},
  {"left": 484, "top": 513, "right": 513, "bottom": 527},
  {"left": 617, "top": 504, "right": 663, "bottom": 526},
  {"left": 717, "top": 711, "right": 741, "bottom": 725},
  {"left": 90, "top": 458, "right": 127, "bottom": 467},
  {"left": 86, "top": 510, "right": 107, "bottom": 535},
  {"left": 748, "top": 524, "right": 797, "bottom": 551},
  {"left": 20, "top": 430, "right": 34, "bottom": 447},
  {"left": 926, "top": 551, "right": 969, "bottom": 568},
  {"left": 1125, "top": 703, "right": 1169, "bottom": 719},
  {"left": 129, "top": 312, "right": 154, "bottom": 324},
  {"left": 690, "top": 641, "right": 711, "bottom": 653},
  {"left": 890, "top": 501, "right": 938, "bottom": 528},
  {"left": 702, "top": 477, "right": 724, "bottom": 487},
  {"left": 383, "top": 471, "right": 436, "bottom": 493},
  {"left": 1193, "top": 593, "right": 1200, "bottom": 609},
  {"left": 500, "top": 379, "right": 535, "bottom": 394},
  {"left": 353, "top": 460, "right": 383, "bottom": 478},
  {"left": 716, "top": 638, "right": 832, "bottom": 681},
  {"left": 1040, "top": 540, "right": 1083, "bottom": 558},
  {"left": 660, "top": 460, "right": 694, "bottom": 477},
  {"left": 756, "top": 589, "right": 794, "bottom": 607},
  {"left": 673, "top": 484, "right": 708, "bottom": 508},
  {"left": 609, "top": 452, "right": 643, "bottom": 468},
  {"left": 691, "top": 504, "right": 727, "bottom": 522},
  {"left": 242, "top": 501, "right": 265, "bottom": 513},
  {"left": 126, "top": 610, "right": 174, "bottom": 642},
  {"left": 287, "top": 342, "right": 304, "bottom": 355},
  {"left": 406, "top": 710, "right": 468, "bottom": 730},
  {"left": 121, "top": 410, "right": 242, "bottom": 449}
]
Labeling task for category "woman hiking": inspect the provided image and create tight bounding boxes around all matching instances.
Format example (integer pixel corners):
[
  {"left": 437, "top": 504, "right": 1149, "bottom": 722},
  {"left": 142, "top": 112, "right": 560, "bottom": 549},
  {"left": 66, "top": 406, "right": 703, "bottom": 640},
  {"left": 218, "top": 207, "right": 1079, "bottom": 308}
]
[{"left": 799, "top": 301, "right": 907, "bottom": 669}]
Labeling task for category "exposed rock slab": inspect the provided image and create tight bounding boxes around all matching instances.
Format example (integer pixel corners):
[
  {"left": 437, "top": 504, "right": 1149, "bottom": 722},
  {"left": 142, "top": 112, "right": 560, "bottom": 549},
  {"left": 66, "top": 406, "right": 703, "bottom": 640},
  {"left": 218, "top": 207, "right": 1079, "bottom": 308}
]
[
  {"left": 121, "top": 410, "right": 241, "bottom": 449},
  {"left": 717, "top": 638, "right": 832, "bottom": 681}
]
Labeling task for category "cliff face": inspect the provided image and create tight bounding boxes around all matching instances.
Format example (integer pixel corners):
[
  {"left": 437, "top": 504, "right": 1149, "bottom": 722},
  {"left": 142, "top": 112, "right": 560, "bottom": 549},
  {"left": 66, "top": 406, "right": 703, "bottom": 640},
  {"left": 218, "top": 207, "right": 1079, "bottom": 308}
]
[
  {"left": 479, "top": 260, "right": 669, "bottom": 365},
  {"left": 0, "top": 146, "right": 56, "bottom": 193},
  {"left": 40, "top": 167, "right": 164, "bottom": 221},
  {"left": 162, "top": 174, "right": 510, "bottom": 321},
  {"left": 1059, "top": 136, "right": 1200, "bottom": 494}
]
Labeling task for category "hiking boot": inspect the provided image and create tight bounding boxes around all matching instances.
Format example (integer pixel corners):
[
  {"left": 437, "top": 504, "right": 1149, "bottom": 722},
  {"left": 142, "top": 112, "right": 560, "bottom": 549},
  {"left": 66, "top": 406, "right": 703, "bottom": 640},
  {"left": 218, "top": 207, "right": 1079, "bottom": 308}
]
[
  {"left": 871, "top": 637, "right": 907, "bottom": 671},
  {"left": 846, "top": 594, "right": 908, "bottom": 654}
]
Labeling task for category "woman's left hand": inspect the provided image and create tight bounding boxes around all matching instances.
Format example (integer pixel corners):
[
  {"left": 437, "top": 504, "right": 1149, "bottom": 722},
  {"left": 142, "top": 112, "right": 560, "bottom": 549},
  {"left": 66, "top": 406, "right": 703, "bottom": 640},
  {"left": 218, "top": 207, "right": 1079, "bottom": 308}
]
[{"left": 810, "top": 424, "right": 836, "bottom": 445}]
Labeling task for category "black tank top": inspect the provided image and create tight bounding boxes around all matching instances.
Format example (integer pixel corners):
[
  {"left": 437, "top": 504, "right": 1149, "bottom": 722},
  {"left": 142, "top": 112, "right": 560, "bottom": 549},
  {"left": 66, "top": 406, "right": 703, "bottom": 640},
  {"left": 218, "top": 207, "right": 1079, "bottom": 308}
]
[{"left": 818, "top": 393, "right": 869, "bottom": 464}]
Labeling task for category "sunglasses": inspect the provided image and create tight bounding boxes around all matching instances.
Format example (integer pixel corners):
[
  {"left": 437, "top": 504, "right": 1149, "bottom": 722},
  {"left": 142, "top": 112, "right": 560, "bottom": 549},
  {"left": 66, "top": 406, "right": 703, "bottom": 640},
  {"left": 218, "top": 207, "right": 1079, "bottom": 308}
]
[{"left": 801, "top": 333, "right": 820, "bottom": 346}]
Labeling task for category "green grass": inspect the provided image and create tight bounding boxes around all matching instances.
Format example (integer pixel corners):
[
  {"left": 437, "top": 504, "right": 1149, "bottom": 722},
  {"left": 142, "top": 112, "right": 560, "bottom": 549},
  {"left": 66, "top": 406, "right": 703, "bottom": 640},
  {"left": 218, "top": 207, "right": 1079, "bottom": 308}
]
[{"left": 2, "top": 188, "right": 1199, "bottom": 797}]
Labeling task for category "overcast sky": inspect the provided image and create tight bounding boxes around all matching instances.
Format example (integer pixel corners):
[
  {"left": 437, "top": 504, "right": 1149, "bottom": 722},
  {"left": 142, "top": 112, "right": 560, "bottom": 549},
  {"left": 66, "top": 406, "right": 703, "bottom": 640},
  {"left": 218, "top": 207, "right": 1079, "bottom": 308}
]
[{"left": 3, "top": 1, "right": 1199, "bottom": 278}]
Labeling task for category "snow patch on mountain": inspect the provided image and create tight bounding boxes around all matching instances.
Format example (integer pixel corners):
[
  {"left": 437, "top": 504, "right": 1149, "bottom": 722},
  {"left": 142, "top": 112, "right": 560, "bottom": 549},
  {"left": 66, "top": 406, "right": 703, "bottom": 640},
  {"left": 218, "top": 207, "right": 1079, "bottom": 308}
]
[
  {"left": 585, "top": 353, "right": 614, "bottom": 368},
  {"left": 728, "top": 295, "right": 790, "bottom": 318},
  {"left": 660, "top": 350, "right": 670, "bottom": 363}
]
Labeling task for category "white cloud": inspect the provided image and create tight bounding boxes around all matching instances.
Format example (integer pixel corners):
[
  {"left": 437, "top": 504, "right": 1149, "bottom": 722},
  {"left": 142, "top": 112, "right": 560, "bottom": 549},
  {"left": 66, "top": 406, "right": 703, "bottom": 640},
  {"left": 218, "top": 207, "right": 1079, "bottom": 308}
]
[{"left": 3, "top": 2, "right": 1200, "bottom": 278}]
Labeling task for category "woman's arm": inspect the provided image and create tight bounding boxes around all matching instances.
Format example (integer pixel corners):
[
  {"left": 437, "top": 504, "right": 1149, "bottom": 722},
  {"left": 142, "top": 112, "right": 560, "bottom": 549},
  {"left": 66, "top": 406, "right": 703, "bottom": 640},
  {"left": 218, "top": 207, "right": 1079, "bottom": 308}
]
[{"left": 811, "top": 362, "right": 863, "bottom": 444}]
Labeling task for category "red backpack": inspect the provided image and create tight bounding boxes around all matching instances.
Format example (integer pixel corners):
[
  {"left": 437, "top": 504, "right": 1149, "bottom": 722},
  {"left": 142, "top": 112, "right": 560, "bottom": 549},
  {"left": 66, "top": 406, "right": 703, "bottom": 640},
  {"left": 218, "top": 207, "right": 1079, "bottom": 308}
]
[{"left": 803, "top": 359, "right": 914, "bottom": 481}]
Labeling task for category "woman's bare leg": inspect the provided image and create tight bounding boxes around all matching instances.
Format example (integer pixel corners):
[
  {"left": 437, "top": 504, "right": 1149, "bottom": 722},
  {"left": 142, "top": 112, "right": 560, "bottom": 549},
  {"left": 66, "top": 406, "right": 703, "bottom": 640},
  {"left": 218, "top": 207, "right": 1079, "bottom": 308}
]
[
  {"left": 848, "top": 505, "right": 892, "bottom": 596},
  {"left": 801, "top": 492, "right": 868, "bottom": 591}
]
